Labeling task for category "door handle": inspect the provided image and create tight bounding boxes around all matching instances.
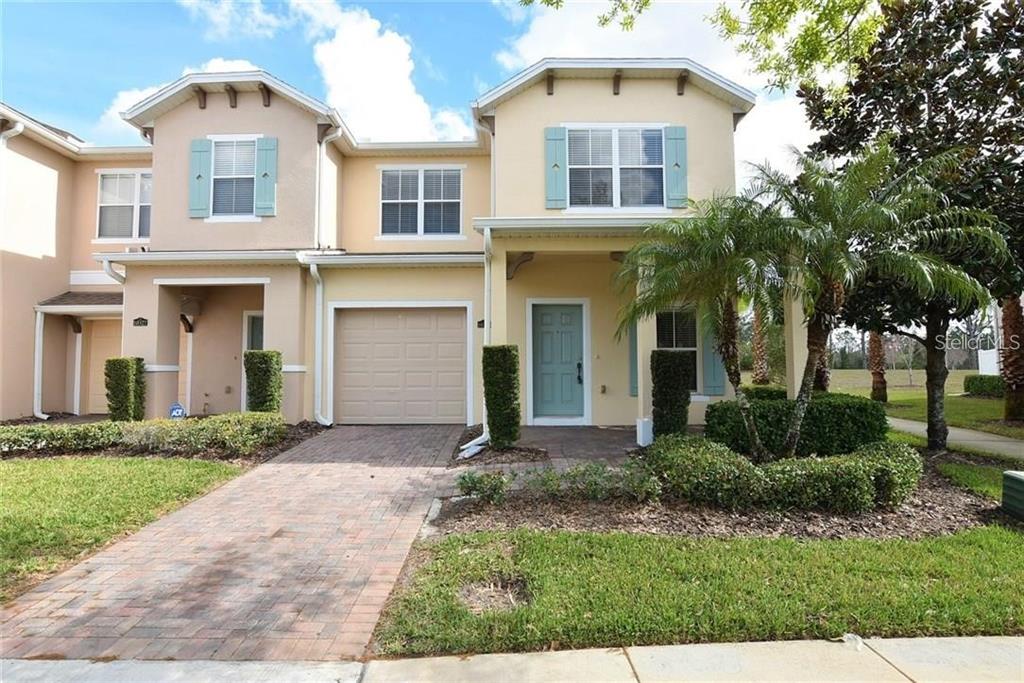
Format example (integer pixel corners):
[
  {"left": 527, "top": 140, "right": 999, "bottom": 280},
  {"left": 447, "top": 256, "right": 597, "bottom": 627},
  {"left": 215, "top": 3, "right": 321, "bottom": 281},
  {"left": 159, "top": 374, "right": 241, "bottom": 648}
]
[{"left": 577, "top": 361, "right": 583, "bottom": 385}]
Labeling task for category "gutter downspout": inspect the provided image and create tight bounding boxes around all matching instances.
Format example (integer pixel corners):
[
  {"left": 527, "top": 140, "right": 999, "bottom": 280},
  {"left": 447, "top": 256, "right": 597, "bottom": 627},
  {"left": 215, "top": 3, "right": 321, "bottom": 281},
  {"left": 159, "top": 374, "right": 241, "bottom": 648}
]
[
  {"left": 1, "top": 121, "right": 25, "bottom": 143},
  {"left": 101, "top": 257, "right": 126, "bottom": 284},
  {"left": 308, "top": 262, "right": 332, "bottom": 426},
  {"left": 314, "top": 129, "right": 344, "bottom": 249},
  {"left": 459, "top": 226, "right": 492, "bottom": 456},
  {"left": 33, "top": 311, "right": 49, "bottom": 420}
]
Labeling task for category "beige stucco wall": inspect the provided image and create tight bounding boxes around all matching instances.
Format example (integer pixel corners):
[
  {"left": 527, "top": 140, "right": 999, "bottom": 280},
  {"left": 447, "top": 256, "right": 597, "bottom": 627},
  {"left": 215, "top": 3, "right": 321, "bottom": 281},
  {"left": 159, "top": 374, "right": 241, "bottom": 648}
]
[
  {"left": 0, "top": 134, "right": 75, "bottom": 418},
  {"left": 69, "top": 158, "right": 153, "bottom": 272},
  {"left": 492, "top": 77, "right": 737, "bottom": 216},
  {"left": 337, "top": 155, "right": 488, "bottom": 253},
  {"left": 318, "top": 266, "right": 485, "bottom": 424},
  {"left": 148, "top": 91, "right": 319, "bottom": 251},
  {"left": 186, "top": 284, "right": 264, "bottom": 415},
  {"left": 321, "top": 143, "right": 343, "bottom": 250},
  {"left": 120, "top": 263, "right": 307, "bottom": 421}
]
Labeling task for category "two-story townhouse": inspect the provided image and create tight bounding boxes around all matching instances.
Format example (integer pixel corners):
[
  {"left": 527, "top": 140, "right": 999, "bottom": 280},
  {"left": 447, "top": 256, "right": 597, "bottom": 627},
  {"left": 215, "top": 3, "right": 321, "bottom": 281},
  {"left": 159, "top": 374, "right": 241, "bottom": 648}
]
[{"left": 1, "top": 58, "right": 760, "bottom": 444}]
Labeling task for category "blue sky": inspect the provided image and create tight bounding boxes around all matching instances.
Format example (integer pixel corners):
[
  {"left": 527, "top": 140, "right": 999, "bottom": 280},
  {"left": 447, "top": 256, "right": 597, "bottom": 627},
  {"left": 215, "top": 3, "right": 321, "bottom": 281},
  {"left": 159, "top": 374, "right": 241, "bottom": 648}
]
[{"left": 0, "top": 0, "right": 814, "bottom": 183}]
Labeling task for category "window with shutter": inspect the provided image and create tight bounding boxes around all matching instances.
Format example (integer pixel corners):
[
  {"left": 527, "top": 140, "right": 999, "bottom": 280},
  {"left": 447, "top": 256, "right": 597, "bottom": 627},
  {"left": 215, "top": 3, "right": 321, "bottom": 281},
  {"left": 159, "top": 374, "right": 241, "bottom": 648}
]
[
  {"left": 380, "top": 167, "right": 462, "bottom": 236},
  {"left": 655, "top": 308, "right": 698, "bottom": 391},
  {"left": 566, "top": 127, "right": 665, "bottom": 209},
  {"left": 211, "top": 139, "right": 257, "bottom": 216}
]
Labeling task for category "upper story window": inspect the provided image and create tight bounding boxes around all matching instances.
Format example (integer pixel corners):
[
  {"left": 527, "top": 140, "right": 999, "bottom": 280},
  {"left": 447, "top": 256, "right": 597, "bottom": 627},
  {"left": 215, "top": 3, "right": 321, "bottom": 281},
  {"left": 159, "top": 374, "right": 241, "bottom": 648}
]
[
  {"left": 567, "top": 127, "right": 664, "bottom": 209},
  {"left": 97, "top": 169, "right": 152, "bottom": 240},
  {"left": 380, "top": 167, "right": 462, "bottom": 236},
  {"left": 212, "top": 139, "right": 257, "bottom": 216},
  {"left": 656, "top": 308, "right": 698, "bottom": 391}
]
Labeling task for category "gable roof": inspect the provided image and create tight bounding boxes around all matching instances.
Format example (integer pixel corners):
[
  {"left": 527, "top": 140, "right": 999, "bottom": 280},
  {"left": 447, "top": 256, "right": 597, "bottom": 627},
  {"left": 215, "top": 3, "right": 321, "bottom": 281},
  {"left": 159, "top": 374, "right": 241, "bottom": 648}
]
[
  {"left": 473, "top": 58, "right": 757, "bottom": 117},
  {"left": 0, "top": 102, "right": 151, "bottom": 161}
]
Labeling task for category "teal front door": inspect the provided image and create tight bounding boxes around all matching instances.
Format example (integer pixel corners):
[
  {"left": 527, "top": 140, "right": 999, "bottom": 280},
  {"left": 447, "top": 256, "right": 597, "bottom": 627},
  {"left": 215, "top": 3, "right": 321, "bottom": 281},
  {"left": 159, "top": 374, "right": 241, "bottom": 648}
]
[{"left": 532, "top": 304, "right": 584, "bottom": 418}]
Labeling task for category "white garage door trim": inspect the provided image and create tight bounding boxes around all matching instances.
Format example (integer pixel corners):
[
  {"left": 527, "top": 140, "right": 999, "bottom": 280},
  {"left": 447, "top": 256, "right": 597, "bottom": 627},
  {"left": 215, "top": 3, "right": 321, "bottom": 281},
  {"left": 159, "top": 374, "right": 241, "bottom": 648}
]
[{"left": 327, "top": 300, "right": 474, "bottom": 425}]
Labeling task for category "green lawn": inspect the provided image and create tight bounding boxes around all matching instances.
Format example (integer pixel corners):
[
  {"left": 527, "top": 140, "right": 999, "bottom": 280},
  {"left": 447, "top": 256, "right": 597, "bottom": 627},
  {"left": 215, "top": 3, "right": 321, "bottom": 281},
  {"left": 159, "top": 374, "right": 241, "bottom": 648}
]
[
  {"left": 0, "top": 457, "right": 240, "bottom": 601},
  {"left": 376, "top": 527, "right": 1024, "bottom": 656},
  {"left": 937, "top": 463, "right": 1006, "bottom": 501},
  {"left": 744, "top": 369, "right": 1024, "bottom": 440}
]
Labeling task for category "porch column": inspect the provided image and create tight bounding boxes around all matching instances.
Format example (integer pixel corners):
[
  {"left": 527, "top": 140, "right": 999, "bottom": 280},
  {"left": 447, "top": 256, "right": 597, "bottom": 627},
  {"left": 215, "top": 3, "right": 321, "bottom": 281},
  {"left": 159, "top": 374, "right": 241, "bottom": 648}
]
[
  {"left": 635, "top": 313, "right": 656, "bottom": 445},
  {"left": 488, "top": 245, "right": 508, "bottom": 344},
  {"left": 123, "top": 281, "right": 180, "bottom": 418},
  {"left": 783, "top": 289, "right": 808, "bottom": 399},
  {"left": 263, "top": 268, "right": 306, "bottom": 423}
]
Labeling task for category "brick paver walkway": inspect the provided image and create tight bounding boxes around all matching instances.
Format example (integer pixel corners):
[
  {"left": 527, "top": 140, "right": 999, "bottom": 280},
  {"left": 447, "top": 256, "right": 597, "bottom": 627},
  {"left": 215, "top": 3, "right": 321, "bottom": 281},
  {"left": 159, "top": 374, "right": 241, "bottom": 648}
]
[{"left": 1, "top": 425, "right": 462, "bottom": 662}]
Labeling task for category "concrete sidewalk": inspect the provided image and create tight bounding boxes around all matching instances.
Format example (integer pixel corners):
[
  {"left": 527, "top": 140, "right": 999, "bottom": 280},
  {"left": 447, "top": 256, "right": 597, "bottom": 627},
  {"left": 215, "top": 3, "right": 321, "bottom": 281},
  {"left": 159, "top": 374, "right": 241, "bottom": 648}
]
[
  {"left": 4, "top": 636, "right": 1021, "bottom": 682},
  {"left": 889, "top": 417, "right": 1024, "bottom": 461}
]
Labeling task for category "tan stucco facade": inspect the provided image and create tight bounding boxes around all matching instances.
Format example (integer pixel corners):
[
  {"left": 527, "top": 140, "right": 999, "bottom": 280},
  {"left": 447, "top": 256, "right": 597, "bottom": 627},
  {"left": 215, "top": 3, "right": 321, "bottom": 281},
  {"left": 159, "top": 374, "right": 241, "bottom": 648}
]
[{"left": 2, "top": 61, "right": 756, "bottom": 430}]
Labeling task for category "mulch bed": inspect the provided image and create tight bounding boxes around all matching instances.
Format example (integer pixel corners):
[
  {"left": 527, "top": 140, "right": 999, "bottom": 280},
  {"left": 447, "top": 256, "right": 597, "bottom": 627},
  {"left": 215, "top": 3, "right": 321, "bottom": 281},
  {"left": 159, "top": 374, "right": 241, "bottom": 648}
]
[
  {"left": 430, "top": 454, "right": 1019, "bottom": 540},
  {"left": 449, "top": 425, "right": 550, "bottom": 468},
  {"left": 0, "top": 421, "right": 327, "bottom": 467}
]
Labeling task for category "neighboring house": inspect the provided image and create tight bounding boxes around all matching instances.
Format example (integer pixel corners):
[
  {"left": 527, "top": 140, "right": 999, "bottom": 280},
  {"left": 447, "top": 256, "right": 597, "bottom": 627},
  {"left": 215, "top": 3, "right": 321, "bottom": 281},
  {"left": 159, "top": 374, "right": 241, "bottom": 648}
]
[{"left": 0, "top": 58, "right": 757, "bottom": 440}]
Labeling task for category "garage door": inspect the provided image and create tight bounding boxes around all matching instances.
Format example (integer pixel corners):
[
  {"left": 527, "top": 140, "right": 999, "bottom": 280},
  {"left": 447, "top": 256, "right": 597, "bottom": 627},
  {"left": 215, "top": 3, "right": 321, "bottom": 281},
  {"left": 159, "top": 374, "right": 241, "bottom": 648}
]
[
  {"left": 86, "top": 319, "right": 122, "bottom": 414},
  {"left": 334, "top": 308, "right": 466, "bottom": 424}
]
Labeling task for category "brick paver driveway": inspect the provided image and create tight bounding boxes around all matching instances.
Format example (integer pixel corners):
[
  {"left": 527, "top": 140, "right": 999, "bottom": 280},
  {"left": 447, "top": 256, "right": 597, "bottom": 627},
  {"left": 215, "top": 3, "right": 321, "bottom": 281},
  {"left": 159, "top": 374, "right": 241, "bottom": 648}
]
[{"left": 1, "top": 425, "right": 461, "bottom": 661}]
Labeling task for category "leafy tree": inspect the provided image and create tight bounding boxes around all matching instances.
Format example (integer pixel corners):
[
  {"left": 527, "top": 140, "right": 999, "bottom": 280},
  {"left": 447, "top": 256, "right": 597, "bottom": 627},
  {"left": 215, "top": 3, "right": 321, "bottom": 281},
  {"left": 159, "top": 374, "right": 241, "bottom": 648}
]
[
  {"left": 520, "top": 0, "right": 886, "bottom": 89},
  {"left": 802, "top": 0, "right": 1024, "bottom": 430},
  {"left": 750, "top": 143, "right": 1005, "bottom": 457},
  {"left": 617, "top": 196, "right": 779, "bottom": 461}
]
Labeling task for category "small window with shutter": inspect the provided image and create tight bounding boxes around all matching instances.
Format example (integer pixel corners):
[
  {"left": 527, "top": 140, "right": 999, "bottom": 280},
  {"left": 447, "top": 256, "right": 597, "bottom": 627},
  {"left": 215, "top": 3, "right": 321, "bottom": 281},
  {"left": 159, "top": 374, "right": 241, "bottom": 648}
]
[
  {"left": 561, "top": 126, "right": 673, "bottom": 210},
  {"left": 212, "top": 139, "right": 257, "bottom": 216}
]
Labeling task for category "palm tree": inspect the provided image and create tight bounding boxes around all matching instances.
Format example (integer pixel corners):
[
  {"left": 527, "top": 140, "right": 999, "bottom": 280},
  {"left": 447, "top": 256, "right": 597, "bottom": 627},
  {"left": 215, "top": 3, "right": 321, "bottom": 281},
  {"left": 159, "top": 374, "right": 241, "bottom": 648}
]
[
  {"left": 750, "top": 143, "right": 1009, "bottom": 457},
  {"left": 1002, "top": 296, "right": 1024, "bottom": 421},
  {"left": 616, "top": 196, "right": 779, "bottom": 462},
  {"left": 750, "top": 306, "right": 771, "bottom": 385},
  {"left": 868, "top": 330, "right": 888, "bottom": 403}
]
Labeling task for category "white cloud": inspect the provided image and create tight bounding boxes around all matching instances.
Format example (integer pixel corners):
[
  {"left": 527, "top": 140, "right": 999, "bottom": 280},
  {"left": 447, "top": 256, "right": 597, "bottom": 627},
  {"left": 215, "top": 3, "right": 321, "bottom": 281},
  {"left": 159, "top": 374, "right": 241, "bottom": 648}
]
[
  {"left": 177, "top": 0, "right": 285, "bottom": 40},
  {"left": 492, "top": 0, "right": 529, "bottom": 24},
  {"left": 496, "top": 1, "right": 817, "bottom": 190},
  {"left": 289, "top": 0, "right": 473, "bottom": 141},
  {"left": 90, "top": 58, "right": 262, "bottom": 145}
]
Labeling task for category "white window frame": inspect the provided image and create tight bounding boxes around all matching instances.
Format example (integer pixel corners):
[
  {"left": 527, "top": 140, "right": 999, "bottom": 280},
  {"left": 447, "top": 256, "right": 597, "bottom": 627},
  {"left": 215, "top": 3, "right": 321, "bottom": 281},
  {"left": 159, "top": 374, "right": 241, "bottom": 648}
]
[
  {"left": 562, "top": 123, "right": 670, "bottom": 213},
  {"left": 377, "top": 164, "right": 466, "bottom": 240},
  {"left": 206, "top": 133, "right": 263, "bottom": 224},
  {"left": 93, "top": 168, "right": 153, "bottom": 243},
  {"left": 655, "top": 307, "right": 700, "bottom": 393}
]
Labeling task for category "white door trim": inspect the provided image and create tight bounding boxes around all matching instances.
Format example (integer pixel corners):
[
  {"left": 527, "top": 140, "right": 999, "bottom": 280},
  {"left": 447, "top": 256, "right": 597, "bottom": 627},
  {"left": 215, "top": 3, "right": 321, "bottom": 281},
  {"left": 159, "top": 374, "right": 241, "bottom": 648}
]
[
  {"left": 525, "top": 298, "right": 592, "bottom": 426},
  {"left": 326, "top": 300, "right": 475, "bottom": 426},
  {"left": 241, "top": 309, "right": 264, "bottom": 411}
]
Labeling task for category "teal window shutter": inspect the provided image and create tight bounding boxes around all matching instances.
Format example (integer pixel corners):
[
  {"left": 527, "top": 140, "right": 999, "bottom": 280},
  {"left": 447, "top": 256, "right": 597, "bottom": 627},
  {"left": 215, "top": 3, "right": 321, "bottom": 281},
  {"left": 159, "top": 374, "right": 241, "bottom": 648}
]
[
  {"left": 544, "top": 127, "right": 567, "bottom": 209},
  {"left": 665, "top": 126, "right": 688, "bottom": 208},
  {"left": 254, "top": 137, "right": 278, "bottom": 216},
  {"left": 628, "top": 321, "right": 638, "bottom": 397},
  {"left": 701, "top": 321, "right": 726, "bottom": 396},
  {"left": 188, "top": 139, "right": 212, "bottom": 218}
]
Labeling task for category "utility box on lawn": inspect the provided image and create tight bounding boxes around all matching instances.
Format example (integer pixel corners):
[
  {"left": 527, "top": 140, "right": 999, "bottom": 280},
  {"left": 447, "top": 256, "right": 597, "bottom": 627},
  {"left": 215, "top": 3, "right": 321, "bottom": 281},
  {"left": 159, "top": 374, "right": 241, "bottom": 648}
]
[{"left": 1003, "top": 471, "right": 1024, "bottom": 520}]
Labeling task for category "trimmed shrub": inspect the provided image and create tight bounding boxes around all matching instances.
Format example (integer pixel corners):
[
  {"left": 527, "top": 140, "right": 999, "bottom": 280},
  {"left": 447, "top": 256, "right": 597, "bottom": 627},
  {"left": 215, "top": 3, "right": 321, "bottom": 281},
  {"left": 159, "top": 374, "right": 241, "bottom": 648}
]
[
  {"left": 740, "top": 385, "right": 788, "bottom": 401},
  {"left": 483, "top": 345, "right": 521, "bottom": 449},
  {"left": 704, "top": 393, "right": 887, "bottom": 457},
  {"left": 522, "top": 468, "right": 563, "bottom": 497},
  {"left": 619, "top": 458, "right": 663, "bottom": 503},
  {"left": 244, "top": 350, "right": 283, "bottom": 413},
  {"left": 105, "top": 357, "right": 145, "bottom": 421},
  {"left": 645, "top": 435, "right": 766, "bottom": 509},
  {"left": 561, "top": 462, "right": 618, "bottom": 501},
  {"left": 456, "top": 470, "right": 514, "bottom": 504},
  {"left": 964, "top": 374, "right": 1005, "bottom": 398},
  {"left": 762, "top": 457, "right": 876, "bottom": 513},
  {"left": 0, "top": 421, "right": 123, "bottom": 453},
  {"left": 847, "top": 440, "right": 923, "bottom": 508},
  {"left": 0, "top": 412, "right": 286, "bottom": 456},
  {"left": 651, "top": 350, "right": 693, "bottom": 436}
]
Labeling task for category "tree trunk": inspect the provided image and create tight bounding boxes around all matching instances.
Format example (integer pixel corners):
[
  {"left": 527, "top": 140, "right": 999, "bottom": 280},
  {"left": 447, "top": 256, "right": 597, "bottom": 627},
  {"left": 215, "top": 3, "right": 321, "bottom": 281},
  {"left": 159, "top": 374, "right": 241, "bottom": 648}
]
[
  {"left": 780, "top": 314, "right": 829, "bottom": 459},
  {"left": 1001, "top": 295, "right": 1024, "bottom": 421},
  {"left": 720, "top": 299, "right": 769, "bottom": 461},
  {"left": 813, "top": 343, "right": 831, "bottom": 392},
  {"left": 751, "top": 306, "right": 770, "bottom": 385},
  {"left": 923, "top": 308, "right": 950, "bottom": 452},
  {"left": 868, "top": 331, "right": 888, "bottom": 403}
]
